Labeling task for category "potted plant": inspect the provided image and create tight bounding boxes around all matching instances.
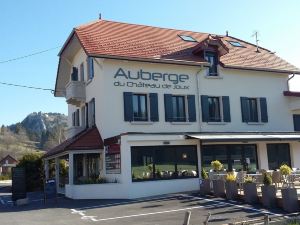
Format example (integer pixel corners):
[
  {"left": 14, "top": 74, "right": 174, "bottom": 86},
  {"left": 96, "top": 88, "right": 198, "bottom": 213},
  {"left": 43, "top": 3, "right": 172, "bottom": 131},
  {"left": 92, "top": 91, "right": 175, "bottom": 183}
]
[
  {"left": 225, "top": 173, "right": 238, "bottom": 200},
  {"left": 261, "top": 173, "right": 277, "bottom": 208},
  {"left": 200, "top": 168, "right": 211, "bottom": 195},
  {"left": 243, "top": 176, "right": 258, "bottom": 204},
  {"left": 211, "top": 160, "right": 225, "bottom": 197},
  {"left": 280, "top": 164, "right": 299, "bottom": 213}
]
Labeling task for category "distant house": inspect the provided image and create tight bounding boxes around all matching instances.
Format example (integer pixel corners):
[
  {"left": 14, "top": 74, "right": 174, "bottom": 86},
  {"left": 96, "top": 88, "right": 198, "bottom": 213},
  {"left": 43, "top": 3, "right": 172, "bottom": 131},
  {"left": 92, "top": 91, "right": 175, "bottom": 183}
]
[{"left": 0, "top": 155, "right": 18, "bottom": 175}]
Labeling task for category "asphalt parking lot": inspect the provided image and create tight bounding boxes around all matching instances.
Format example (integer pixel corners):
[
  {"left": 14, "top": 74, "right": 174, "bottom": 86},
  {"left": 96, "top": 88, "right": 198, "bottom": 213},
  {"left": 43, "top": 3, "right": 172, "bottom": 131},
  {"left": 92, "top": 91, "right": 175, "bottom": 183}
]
[{"left": 0, "top": 187, "right": 288, "bottom": 225}]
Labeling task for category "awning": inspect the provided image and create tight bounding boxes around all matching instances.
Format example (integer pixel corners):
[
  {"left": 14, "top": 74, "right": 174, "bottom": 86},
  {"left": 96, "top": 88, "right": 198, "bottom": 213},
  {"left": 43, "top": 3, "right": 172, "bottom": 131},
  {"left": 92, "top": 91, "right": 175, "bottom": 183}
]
[{"left": 186, "top": 133, "right": 300, "bottom": 143}]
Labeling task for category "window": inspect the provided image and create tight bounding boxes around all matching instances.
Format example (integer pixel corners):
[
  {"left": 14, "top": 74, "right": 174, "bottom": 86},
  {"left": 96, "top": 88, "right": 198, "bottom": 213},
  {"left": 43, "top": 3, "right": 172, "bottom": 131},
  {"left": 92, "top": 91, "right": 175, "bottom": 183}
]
[
  {"left": 201, "top": 95, "right": 231, "bottom": 123},
  {"left": 131, "top": 145, "right": 198, "bottom": 182},
  {"left": 208, "top": 97, "right": 221, "bottom": 122},
  {"left": 74, "top": 153, "right": 100, "bottom": 184},
  {"left": 72, "top": 109, "right": 80, "bottom": 127},
  {"left": 267, "top": 144, "right": 291, "bottom": 170},
  {"left": 228, "top": 41, "right": 244, "bottom": 47},
  {"left": 71, "top": 67, "right": 78, "bottom": 81},
  {"left": 178, "top": 35, "right": 197, "bottom": 42},
  {"left": 201, "top": 144, "right": 258, "bottom": 172},
  {"left": 87, "top": 57, "right": 94, "bottom": 80},
  {"left": 293, "top": 115, "right": 300, "bottom": 131},
  {"left": 241, "top": 97, "right": 268, "bottom": 123},
  {"left": 205, "top": 51, "right": 218, "bottom": 76},
  {"left": 81, "top": 106, "right": 86, "bottom": 128},
  {"left": 80, "top": 63, "right": 85, "bottom": 81},
  {"left": 133, "top": 94, "right": 148, "bottom": 121},
  {"left": 164, "top": 94, "right": 196, "bottom": 122},
  {"left": 124, "top": 92, "right": 159, "bottom": 122},
  {"left": 172, "top": 96, "right": 186, "bottom": 122},
  {"left": 88, "top": 98, "right": 95, "bottom": 127}
]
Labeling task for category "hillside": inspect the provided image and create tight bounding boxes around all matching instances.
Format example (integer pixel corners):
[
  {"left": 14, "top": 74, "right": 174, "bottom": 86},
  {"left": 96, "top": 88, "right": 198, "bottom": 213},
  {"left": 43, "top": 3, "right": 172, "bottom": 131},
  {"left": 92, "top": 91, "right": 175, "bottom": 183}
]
[{"left": 0, "top": 112, "right": 67, "bottom": 159}]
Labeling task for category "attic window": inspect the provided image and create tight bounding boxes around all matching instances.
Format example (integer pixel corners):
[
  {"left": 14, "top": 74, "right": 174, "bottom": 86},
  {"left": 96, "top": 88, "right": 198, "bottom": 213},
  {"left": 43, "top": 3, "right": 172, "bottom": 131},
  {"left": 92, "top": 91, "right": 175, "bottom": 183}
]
[
  {"left": 178, "top": 35, "right": 197, "bottom": 42},
  {"left": 228, "top": 41, "right": 244, "bottom": 47}
]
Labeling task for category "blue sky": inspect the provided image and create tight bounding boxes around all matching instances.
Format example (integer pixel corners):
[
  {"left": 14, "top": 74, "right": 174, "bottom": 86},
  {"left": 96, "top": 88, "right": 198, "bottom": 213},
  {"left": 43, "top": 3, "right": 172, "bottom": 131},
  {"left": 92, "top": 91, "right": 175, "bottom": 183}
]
[{"left": 0, "top": 0, "right": 299, "bottom": 125}]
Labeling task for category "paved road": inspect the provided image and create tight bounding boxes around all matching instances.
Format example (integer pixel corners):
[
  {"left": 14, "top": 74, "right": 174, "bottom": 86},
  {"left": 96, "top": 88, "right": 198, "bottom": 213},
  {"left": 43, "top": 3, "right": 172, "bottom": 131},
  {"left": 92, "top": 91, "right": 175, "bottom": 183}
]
[{"left": 0, "top": 188, "right": 288, "bottom": 225}]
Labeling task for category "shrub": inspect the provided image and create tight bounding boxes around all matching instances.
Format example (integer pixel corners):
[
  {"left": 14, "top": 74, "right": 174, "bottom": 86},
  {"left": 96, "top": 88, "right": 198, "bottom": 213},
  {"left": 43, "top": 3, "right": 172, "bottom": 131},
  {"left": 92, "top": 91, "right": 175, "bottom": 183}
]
[
  {"left": 17, "top": 152, "right": 44, "bottom": 191},
  {"left": 211, "top": 160, "right": 223, "bottom": 171},
  {"left": 225, "top": 172, "right": 236, "bottom": 182},
  {"left": 280, "top": 164, "right": 292, "bottom": 176},
  {"left": 263, "top": 173, "right": 272, "bottom": 186},
  {"left": 201, "top": 168, "right": 208, "bottom": 179},
  {"left": 244, "top": 176, "right": 254, "bottom": 183}
]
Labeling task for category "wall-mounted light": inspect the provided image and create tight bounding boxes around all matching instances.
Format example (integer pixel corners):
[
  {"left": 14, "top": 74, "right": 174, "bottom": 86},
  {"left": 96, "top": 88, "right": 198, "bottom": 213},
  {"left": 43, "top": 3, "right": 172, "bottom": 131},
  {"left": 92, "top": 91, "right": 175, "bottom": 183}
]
[{"left": 182, "top": 153, "right": 187, "bottom": 159}]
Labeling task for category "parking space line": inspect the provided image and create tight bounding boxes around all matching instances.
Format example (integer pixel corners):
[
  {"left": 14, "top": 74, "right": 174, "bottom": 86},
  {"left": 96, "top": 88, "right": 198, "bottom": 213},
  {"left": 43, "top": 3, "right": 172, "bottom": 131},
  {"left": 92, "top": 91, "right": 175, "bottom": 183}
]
[{"left": 0, "top": 197, "right": 5, "bottom": 205}]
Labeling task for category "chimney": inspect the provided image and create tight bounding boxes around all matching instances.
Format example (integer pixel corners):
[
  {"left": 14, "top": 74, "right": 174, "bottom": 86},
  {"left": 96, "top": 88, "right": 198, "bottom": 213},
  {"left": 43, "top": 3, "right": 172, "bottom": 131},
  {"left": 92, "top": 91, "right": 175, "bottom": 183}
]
[
  {"left": 99, "top": 13, "right": 102, "bottom": 20},
  {"left": 226, "top": 31, "right": 229, "bottom": 37}
]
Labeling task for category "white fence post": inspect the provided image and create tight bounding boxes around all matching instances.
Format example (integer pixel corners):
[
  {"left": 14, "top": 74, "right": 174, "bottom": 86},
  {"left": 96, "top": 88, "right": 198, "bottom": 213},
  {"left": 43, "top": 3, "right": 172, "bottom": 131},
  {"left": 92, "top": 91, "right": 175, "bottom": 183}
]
[{"left": 183, "top": 211, "right": 191, "bottom": 225}]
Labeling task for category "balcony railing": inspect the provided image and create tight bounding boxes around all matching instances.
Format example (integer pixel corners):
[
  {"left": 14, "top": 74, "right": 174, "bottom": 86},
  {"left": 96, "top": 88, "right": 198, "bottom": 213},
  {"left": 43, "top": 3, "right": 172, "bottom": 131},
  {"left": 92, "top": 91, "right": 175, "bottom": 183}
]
[{"left": 66, "top": 81, "right": 86, "bottom": 106}]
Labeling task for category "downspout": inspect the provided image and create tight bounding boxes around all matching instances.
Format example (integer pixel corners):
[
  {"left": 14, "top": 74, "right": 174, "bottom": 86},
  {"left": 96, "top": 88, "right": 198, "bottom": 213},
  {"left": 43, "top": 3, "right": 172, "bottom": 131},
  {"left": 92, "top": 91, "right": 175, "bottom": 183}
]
[
  {"left": 196, "top": 67, "right": 203, "bottom": 132},
  {"left": 287, "top": 73, "right": 295, "bottom": 91}
]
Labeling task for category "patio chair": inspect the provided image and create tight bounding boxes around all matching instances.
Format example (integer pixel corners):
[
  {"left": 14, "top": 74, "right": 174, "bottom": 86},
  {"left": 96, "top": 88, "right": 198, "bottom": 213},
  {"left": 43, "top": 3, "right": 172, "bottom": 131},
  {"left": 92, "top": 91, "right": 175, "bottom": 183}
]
[{"left": 272, "top": 171, "right": 282, "bottom": 189}]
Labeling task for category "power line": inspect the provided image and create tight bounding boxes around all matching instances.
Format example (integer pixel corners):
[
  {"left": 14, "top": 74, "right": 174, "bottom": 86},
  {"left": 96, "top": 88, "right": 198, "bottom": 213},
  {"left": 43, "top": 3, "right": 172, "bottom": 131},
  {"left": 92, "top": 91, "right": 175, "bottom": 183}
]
[
  {"left": 0, "top": 81, "right": 54, "bottom": 93},
  {"left": 0, "top": 46, "right": 61, "bottom": 64}
]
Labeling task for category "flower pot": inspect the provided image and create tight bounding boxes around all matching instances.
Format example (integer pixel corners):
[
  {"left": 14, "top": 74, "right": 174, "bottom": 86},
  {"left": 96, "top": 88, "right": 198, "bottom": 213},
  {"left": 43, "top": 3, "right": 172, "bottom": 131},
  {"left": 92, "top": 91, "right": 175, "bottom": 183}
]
[
  {"left": 243, "top": 182, "right": 258, "bottom": 204},
  {"left": 281, "top": 188, "right": 299, "bottom": 213},
  {"left": 200, "top": 179, "right": 211, "bottom": 196},
  {"left": 225, "top": 181, "right": 238, "bottom": 200},
  {"left": 212, "top": 179, "right": 225, "bottom": 197},
  {"left": 261, "top": 185, "right": 277, "bottom": 208}
]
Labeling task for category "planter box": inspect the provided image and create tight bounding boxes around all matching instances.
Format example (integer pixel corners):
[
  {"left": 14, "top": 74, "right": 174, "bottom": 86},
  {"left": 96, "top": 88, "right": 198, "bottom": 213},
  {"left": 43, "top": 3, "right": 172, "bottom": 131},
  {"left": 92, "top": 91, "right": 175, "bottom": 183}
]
[
  {"left": 261, "top": 185, "right": 277, "bottom": 209},
  {"left": 225, "top": 181, "right": 238, "bottom": 200},
  {"left": 243, "top": 183, "right": 258, "bottom": 204},
  {"left": 212, "top": 179, "right": 225, "bottom": 197},
  {"left": 200, "top": 179, "right": 211, "bottom": 196},
  {"left": 281, "top": 188, "right": 299, "bottom": 213}
]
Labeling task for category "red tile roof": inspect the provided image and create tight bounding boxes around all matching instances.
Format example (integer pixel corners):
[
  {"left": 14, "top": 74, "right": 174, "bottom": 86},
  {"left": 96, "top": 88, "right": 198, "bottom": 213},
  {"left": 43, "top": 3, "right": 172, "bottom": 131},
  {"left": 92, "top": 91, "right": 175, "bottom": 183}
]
[
  {"left": 62, "top": 20, "right": 300, "bottom": 74},
  {"left": 283, "top": 91, "right": 300, "bottom": 97},
  {"left": 43, "top": 127, "right": 103, "bottom": 158}
]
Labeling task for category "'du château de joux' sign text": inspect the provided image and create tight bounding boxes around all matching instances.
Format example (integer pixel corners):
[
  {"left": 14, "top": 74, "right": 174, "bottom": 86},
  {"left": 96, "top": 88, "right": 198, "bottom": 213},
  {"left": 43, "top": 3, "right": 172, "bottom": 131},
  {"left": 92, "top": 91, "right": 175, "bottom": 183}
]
[{"left": 113, "top": 68, "right": 190, "bottom": 90}]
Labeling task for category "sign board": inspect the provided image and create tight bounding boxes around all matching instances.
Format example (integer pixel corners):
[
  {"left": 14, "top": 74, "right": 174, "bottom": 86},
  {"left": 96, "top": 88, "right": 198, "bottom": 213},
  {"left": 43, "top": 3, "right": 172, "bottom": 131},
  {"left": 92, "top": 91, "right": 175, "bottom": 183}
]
[
  {"left": 11, "top": 167, "right": 26, "bottom": 201},
  {"left": 44, "top": 179, "right": 57, "bottom": 201},
  {"left": 105, "top": 153, "right": 121, "bottom": 174}
]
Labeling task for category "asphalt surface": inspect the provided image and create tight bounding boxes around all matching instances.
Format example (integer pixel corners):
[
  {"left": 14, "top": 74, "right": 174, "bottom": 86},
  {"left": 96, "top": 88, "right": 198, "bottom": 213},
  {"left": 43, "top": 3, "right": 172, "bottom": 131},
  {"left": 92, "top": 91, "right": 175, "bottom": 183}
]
[{"left": 0, "top": 186, "right": 289, "bottom": 225}]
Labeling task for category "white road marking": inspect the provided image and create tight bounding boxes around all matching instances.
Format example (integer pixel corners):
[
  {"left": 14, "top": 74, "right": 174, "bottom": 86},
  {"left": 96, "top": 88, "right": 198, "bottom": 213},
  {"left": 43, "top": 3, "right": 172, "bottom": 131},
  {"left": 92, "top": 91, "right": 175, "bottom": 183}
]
[{"left": 70, "top": 193, "right": 288, "bottom": 223}]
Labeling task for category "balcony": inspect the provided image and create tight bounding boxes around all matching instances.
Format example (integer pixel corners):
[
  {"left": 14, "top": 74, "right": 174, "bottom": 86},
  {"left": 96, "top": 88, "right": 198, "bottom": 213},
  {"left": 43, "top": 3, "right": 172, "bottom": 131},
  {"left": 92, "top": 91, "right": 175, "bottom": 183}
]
[
  {"left": 66, "top": 81, "right": 86, "bottom": 106},
  {"left": 67, "top": 126, "right": 85, "bottom": 139},
  {"left": 283, "top": 91, "right": 300, "bottom": 111}
]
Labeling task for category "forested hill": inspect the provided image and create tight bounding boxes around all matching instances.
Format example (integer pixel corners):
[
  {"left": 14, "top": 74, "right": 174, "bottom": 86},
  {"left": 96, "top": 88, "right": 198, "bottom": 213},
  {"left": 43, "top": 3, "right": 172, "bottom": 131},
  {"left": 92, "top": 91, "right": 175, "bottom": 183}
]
[{"left": 0, "top": 112, "right": 67, "bottom": 159}]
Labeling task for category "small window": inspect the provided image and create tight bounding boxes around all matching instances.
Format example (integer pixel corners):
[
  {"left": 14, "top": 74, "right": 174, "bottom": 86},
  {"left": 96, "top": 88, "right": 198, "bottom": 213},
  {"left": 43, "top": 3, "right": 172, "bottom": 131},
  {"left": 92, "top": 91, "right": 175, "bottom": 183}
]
[
  {"left": 72, "top": 109, "right": 80, "bottom": 127},
  {"left": 87, "top": 57, "right": 94, "bottom": 80},
  {"left": 178, "top": 35, "right": 197, "bottom": 42},
  {"left": 133, "top": 94, "right": 148, "bottom": 121},
  {"left": 205, "top": 52, "right": 218, "bottom": 76},
  {"left": 208, "top": 97, "right": 221, "bottom": 122},
  {"left": 228, "top": 41, "right": 244, "bottom": 47},
  {"left": 172, "top": 96, "right": 186, "bottom": 122}
]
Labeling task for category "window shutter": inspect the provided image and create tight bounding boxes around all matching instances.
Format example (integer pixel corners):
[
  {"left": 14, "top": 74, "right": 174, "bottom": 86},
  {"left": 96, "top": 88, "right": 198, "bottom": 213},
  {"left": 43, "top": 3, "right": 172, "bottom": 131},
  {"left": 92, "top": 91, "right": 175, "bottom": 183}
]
[
  {"left": 164, "top": 94, "right": 173, "bottom": 122},
  {"left": 187, "top": 95, "right": 196, "bottom": 122},
  {"left": 85, "top": 103, "right": 89, "bottom": 128},
  {"left": 241, "top": 97, "right": 249, "bottom": 122},
  {"left": 123, "top": 92, "right": 133, "bottom": 121},
  {"left": 293, "top": 115, "right": 300, "bottom": 131},
  {"left": 87, "top": 57, "right": 94, "bottom": 79},
  {"left": 149, "top": 93, "right": 159, "bottom": 122},
  {"left": 222, "top": 96, "right": 231, "bottom": 122},
  {"left": 260, "top": 97, "right": 268, "bottom": 123},
  {"left": 201, "top": 95, "right": 209, "bottom": 122}
]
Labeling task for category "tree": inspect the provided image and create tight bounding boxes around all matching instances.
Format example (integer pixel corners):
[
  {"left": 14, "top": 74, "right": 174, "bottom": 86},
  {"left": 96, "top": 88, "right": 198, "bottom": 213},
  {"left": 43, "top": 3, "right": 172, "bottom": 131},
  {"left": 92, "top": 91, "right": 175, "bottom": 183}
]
[
  {"left": 0, "top": 125, "right": 5, "bottom": 135},
  {"left": 17, "top": 152, "right": 44, "bottom": 191}
]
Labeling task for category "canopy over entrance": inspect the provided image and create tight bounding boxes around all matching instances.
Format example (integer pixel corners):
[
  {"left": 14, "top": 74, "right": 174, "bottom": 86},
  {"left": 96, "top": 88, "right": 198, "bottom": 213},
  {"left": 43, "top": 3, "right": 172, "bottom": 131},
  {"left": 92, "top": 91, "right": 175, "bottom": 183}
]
[{"left": 186, "top": 132, "right": 300, "bottom": 143}]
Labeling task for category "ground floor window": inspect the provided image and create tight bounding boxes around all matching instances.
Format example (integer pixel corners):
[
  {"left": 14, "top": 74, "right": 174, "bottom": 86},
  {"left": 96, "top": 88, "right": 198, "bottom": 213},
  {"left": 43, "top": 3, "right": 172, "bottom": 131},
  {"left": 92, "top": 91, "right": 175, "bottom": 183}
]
[
  {"left": 267, "top": 143, "right": 291, "bottom": 170},
  {"left": 201, "top": 144, "right": 258, "bottom": 172},
  {"left": 74, "top": 153, "right": 100, "bottom": 184},
  {"left": 131, "top": 145, "right": 198, "bottom": 182}
]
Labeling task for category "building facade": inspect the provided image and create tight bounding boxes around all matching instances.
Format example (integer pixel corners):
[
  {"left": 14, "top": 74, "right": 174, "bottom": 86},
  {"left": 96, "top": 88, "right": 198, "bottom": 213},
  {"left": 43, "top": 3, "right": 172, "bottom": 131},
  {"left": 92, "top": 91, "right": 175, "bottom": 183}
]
[
  {"left": 44, "top": 19, "right": 300, "bottom": 199},
  {"left": 0, "top": 155, "right": 18, "bottom": 175}
]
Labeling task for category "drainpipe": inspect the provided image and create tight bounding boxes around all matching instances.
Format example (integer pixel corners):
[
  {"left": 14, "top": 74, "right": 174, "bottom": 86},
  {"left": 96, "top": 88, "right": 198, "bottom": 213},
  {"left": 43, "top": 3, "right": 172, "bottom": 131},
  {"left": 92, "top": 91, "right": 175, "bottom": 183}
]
[
  {"left": 196, "top": 67, "right": 203, "bottom": 132},
  {"left": 287, "top": 74, "right": 295, "bottom": 91}
]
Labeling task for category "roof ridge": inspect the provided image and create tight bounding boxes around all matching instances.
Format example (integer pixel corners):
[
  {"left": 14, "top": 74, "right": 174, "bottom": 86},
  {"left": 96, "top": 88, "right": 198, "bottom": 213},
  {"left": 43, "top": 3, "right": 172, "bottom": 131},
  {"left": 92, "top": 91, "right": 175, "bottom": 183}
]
[{"left": 76, "top": 19, "right": 218, "bottom": 36}]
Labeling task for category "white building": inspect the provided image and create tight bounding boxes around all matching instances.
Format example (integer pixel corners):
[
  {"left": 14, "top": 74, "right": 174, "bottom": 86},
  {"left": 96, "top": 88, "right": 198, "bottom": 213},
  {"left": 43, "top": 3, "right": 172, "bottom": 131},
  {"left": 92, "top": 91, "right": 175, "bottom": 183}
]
[{"left": 44, "top": 19, "right": 300, "bottom": 199}]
